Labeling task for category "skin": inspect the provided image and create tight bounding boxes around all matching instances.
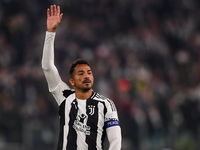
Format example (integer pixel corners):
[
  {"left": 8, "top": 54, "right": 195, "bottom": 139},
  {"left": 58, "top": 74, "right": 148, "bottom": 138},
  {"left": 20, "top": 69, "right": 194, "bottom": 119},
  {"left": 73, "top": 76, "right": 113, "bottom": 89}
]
[
  {"left": 47, "top": 5, "right": 94, "bottom": 100},
  {"left": 47, "top": 4, "right": 63, "bottom": 33},
  {"left": 69, "top": 64, "right": 94, "bottom": 100}
]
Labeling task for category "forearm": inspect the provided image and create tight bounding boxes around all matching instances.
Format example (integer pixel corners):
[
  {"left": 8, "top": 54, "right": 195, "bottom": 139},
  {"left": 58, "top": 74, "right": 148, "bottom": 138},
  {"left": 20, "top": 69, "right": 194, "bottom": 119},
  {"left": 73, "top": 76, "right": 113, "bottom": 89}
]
[
  {"left": 42, "top": 31, "right": 56, "bottom": 70},
  {"left": 42, "top": 31, "right": 61, "bottom": 91},
  {"left": 107, "top": 126, "right": 122, "bottom": 150}
]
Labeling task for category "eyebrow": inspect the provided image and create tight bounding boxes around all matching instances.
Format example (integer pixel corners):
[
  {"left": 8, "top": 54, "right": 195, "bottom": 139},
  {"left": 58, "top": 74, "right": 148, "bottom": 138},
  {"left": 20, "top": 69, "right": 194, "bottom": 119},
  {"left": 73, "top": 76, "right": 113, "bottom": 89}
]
[{"left": 77, "top": 70, "right": 92, "bottom": 73}]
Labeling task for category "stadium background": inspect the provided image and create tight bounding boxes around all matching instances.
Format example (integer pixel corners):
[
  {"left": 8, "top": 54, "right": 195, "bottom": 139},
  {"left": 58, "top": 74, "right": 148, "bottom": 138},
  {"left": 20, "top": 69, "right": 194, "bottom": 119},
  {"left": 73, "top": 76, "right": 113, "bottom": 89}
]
[{"left": 1, "top": 0, "right": 200, "bottom": 150}]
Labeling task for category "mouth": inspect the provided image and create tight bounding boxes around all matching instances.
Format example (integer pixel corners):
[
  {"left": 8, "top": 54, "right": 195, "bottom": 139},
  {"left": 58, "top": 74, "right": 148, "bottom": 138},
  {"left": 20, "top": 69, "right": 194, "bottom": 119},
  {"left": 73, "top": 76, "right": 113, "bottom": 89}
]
[{"left": 83, "top": 80, "right": 91, "bottom": 84}]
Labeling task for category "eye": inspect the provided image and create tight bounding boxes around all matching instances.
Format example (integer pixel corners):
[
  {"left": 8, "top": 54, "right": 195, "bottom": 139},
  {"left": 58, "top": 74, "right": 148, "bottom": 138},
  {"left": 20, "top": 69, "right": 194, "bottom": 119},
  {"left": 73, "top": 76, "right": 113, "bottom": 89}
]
[{"left": 78, "top": 73, "right": 83, "bottom": 75}]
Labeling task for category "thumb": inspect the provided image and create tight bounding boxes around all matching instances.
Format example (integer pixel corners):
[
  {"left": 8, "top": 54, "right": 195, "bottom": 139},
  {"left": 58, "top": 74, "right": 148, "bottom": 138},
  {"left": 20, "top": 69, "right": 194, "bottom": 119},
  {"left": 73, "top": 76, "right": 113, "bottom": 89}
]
[{"left": 60, "top": 13, "right": 63, "bottom": 21}]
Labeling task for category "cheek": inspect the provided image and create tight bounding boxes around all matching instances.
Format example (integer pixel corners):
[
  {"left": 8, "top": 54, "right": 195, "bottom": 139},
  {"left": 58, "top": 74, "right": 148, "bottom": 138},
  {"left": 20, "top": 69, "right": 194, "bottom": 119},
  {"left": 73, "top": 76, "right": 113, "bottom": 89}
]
[
  {"left": 91, "top": 76, "right": 94, "bottom": 82},
  {"left": 74, "top": 77, "right": 82, "bottom": 83}
]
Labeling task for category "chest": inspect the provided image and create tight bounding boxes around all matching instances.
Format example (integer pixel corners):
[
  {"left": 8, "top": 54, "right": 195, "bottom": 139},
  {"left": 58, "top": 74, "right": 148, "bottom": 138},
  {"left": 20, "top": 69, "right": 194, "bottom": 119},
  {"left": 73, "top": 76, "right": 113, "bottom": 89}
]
[{"left": 67, "top": 99, "right": 105, "bottom": 128}]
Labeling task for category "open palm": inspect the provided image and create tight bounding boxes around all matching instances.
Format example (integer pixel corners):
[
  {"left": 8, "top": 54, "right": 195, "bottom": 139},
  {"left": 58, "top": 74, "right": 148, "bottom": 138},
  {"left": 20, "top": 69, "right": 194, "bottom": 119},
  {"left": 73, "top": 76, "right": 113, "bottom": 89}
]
[{"left": 47, "top": 5, "right": 63, "bottom": 32}]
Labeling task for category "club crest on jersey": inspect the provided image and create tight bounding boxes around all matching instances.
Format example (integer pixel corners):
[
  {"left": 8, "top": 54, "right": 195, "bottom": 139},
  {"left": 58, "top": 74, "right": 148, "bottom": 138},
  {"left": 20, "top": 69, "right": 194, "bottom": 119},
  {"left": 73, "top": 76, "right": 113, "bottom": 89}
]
[{"left": 88, "top": 105, "right": 95, "bottom": 115}]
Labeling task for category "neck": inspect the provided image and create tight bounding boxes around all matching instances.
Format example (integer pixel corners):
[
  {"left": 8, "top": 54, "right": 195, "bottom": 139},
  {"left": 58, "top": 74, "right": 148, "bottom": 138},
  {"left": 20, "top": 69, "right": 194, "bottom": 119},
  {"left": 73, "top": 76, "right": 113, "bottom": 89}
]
[{"left": 75, "top": 88, "right": 93, "bottom": 100}]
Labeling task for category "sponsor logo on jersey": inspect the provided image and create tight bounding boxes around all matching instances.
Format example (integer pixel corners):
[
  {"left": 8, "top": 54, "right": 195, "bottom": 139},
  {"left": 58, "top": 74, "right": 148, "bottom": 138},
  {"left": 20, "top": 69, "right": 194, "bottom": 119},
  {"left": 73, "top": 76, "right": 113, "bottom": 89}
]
[{"left": 73, "top": 114, "right": 91, "bottom": 135}]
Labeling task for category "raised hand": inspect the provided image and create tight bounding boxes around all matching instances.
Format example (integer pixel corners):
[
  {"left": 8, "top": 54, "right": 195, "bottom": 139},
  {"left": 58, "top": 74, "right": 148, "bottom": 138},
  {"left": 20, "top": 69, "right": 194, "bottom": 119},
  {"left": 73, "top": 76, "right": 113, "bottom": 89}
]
[{"left": 47, "top": 5, "right": 63, "bottom": 32}]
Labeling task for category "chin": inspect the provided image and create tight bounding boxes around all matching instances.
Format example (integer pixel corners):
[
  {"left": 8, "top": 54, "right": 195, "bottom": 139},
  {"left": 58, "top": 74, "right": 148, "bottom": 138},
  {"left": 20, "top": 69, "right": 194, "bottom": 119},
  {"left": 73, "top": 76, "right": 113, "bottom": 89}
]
[
  {"left": 82, "top": 88, "right": 91, "bottom": 93},
  {"left": 82, "top": 85, "right": 92, "bottom": 92},
  {"left": 75, "top": 83, "right": 93, "bottom": 92}
]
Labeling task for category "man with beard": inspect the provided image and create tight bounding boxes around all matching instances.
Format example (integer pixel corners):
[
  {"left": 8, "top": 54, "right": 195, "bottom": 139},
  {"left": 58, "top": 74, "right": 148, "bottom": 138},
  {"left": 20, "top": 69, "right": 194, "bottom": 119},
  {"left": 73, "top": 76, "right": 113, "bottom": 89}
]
[{"left": 42, "top": 5, "right": 122, "bottom": 150}]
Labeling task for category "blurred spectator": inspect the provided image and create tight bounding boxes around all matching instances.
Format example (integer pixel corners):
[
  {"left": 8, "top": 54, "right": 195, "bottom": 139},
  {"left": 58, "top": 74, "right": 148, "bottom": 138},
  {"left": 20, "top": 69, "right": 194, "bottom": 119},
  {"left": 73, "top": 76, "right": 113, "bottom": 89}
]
[{"left": 1, "top": 0, "right": 200, "bottom": 150}]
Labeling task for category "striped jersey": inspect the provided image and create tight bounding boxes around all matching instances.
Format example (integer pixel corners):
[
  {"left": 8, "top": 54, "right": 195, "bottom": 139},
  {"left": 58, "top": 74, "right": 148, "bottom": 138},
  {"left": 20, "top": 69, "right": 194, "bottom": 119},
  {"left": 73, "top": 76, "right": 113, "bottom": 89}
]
[
  {"left": 42, "top": 31, "right": 121, "bottom": 150},
  {"left": 51, "top": 81, "right": 120, "bottom": 150}
]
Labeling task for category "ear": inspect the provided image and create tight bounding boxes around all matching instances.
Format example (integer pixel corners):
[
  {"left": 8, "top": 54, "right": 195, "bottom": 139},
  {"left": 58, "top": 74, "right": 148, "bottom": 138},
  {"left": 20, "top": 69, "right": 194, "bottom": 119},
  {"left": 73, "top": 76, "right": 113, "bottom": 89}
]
[{"left": 69, "top": 78, "right": 75, "bottom": 86}]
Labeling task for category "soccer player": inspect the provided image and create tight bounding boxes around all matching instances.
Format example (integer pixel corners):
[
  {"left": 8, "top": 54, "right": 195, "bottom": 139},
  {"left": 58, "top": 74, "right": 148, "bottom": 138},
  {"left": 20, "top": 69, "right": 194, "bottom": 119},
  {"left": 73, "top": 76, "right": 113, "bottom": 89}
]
[{"left": 42, "top": 5, "right": 122, "bottom": 150}]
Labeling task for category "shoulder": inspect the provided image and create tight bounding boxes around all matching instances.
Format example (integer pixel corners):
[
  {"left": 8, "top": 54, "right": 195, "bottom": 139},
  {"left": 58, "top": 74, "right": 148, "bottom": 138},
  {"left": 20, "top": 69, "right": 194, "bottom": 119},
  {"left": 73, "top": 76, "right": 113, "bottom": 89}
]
[
  {"left": 62, "top": 89, "right": 75, "bottom": 98},
  {"left": 93, "top": 92, "right": 109, "bottom": 102},
  {"left": 93, "top": 92, "right": 117, "bottom": 111},
  {"left": 51, "top": 82, "right": 75, "bottom": 105}
]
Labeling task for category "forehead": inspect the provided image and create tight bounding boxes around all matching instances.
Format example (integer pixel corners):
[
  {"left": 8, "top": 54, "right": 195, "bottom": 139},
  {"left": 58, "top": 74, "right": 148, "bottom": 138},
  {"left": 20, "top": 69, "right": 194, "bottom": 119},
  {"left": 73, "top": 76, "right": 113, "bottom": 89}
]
[{"left": 74, "top": 64, "right": 91, "bottom": 72}]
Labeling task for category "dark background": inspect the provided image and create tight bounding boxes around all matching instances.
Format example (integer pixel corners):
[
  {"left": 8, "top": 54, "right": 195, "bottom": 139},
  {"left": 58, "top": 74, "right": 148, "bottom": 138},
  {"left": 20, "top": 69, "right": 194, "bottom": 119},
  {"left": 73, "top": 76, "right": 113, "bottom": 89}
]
[{"left": 1, "top": 0, "right": 200, "bottom": 150}]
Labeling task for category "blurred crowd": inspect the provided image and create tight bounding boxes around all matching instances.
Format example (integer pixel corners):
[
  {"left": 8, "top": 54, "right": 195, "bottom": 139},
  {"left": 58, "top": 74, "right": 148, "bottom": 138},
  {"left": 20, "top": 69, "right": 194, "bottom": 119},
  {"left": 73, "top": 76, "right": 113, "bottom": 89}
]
[{"left": 1, "top": 0, "right": 200, "bottom": 150}]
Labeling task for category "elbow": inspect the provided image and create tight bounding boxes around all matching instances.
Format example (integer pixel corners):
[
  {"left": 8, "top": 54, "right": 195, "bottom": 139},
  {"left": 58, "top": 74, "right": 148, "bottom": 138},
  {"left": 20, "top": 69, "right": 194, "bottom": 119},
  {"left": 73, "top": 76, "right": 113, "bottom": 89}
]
[
  {"left": 110, "top": 136, "right": 121, "bottom": 144},
  {"left": 41, "top": 60, "right": 55, "bottom": 72},
  {"left": 42, "top": 66, "right": 50, "bottom": 71},
  {"left": 109, "top": 137, "right": 122, "bottom": 150},
  {"left": 41, "top": 61, "right": 50, "bottom": 71},
  {"left": 107, "top": 127, "right": 122, "bottom": 150}
]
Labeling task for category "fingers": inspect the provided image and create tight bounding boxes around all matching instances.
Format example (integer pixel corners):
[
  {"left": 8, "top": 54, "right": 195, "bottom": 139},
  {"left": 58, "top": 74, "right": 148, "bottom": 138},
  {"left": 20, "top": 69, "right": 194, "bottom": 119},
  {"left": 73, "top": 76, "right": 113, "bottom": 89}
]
[
  {"left": 50, "top": 5, "right": 53, "bottom": 16},
  {"left": 57, "top": 6, "right": 60, "bottom": 16},
  {"left": 60, "top": 13, "right": 63, "bottom": 21},
  {"left": 48, "top": 5, "right": 61, "bottom": 17},
  {"left": 53, "top": 5, "right": 56, "bottom": 16},
  {"left": 47, "top": 8, "right": 50, "bottom": 18}
]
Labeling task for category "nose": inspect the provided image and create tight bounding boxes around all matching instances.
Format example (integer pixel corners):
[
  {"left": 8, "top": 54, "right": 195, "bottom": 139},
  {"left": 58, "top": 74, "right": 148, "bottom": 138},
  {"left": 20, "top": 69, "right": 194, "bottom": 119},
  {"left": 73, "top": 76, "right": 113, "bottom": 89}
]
[{"left": 84, "top": 73, "right": 90, "bottom": 79}]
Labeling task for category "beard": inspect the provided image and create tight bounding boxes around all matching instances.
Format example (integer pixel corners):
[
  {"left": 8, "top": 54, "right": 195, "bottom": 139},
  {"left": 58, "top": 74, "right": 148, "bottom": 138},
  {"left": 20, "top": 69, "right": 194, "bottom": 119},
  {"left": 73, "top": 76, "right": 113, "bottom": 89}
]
[
  {"left": 82, "top": 87, "right": 92, "bottom": 92},
  {"left": 74, "top": 82, "right": 93, "bottom": 92}
]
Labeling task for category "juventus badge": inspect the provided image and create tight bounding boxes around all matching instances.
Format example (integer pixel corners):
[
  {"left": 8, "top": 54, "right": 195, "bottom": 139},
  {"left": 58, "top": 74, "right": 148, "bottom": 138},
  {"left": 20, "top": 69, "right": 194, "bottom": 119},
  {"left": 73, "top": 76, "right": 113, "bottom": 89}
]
[{"left": 88, "top": 105, "right": 95, "bottom": 115}]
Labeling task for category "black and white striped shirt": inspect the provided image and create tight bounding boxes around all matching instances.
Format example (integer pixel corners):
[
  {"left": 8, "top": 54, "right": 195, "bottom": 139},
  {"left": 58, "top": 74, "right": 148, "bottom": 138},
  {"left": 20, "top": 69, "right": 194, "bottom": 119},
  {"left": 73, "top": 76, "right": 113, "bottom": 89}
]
[
  {"left": 42, "top": 32, "right": 121, "bottom": 150},
  {"left": 51, "top": 81, "right": 120, "bottom": 150}
]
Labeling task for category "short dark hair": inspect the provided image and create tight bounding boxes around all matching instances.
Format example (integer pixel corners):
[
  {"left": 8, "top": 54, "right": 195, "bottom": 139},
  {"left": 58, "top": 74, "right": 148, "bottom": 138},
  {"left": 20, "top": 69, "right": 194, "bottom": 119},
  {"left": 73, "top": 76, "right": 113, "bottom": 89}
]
[{"left": 69, "top": 58, "right": 91, "bottom": 78}]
